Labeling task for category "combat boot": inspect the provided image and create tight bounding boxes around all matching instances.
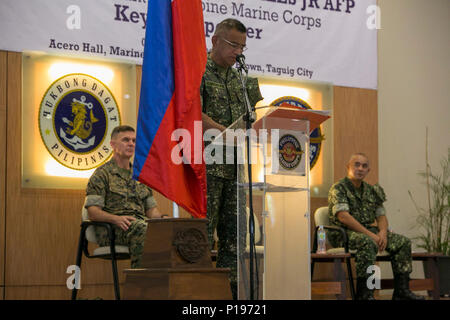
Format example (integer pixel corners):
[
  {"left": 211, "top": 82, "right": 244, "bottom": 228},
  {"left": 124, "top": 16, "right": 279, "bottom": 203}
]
[
  {"left": 392, "top": 273, "right": 425, "bottom": 300},
  {"left": 356, "top": 277, "right": 376, "bottom": 300}
]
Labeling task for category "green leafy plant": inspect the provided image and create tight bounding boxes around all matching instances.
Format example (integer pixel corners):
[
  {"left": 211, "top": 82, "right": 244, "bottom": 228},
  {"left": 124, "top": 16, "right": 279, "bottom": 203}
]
[{"left": 408, "top": 129, "right": 449, "bottom": 256}]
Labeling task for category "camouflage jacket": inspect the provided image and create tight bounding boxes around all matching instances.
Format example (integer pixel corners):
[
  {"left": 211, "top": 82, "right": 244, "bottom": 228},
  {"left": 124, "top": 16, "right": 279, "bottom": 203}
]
[
  {"left": 200, "top": 54, "right": 263, "bottom": 179},
  {"left": 85, "top": 158, "right": 157, "bottom": 219},
  {"left": 328, "top": 177, "right": 387, "bottom": 229}
]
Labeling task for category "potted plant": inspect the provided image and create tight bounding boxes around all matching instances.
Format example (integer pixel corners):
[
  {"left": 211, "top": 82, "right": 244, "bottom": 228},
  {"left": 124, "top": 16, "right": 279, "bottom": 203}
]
[{"left": 408, "top": 130, "right": 449, "bottom": 297}]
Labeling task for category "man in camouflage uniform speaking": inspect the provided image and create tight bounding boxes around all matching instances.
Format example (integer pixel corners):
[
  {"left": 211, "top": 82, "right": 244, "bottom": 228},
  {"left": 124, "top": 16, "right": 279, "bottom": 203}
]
[
  {"left": 328, "top": 153, "right": 424, "bottom": 300},
  {"left": 85, "top": 125, "right": 165, "bottom": 269},
  {"left": 201, "top": 18, "right": 263, "bottom": 299}
]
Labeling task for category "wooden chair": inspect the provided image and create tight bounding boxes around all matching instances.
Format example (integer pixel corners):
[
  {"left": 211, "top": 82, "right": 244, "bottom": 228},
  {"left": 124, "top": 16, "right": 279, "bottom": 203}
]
[
  {"left": 311, "top": 207, "right": 356, "bottom": 300},
  {"left": 71, "top": 199, "right": 130, "bottom": 300}
]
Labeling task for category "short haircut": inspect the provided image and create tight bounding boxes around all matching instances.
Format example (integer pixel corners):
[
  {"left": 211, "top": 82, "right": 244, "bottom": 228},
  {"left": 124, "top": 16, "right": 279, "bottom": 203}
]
[
  {"left": 111, "top": 125, "right": 135, "bottom": 139},
  {"left": 348, "top": 152, "right": 370, "bottom": 164},
  {"left": 214, "top": 18, "right": 246, "bottom": 37},
  {"left": 350, "top": 152, "right": 368, "bottom": 159}
]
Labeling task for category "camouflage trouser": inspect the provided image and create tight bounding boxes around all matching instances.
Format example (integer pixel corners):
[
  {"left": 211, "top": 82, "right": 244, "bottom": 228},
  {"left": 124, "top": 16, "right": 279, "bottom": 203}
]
[
  {"left": 206, "top": 174, "right": 246, "bottom": 299},
  {"left": 346, "top": 227, "right": 413, "bottom": 278},
  {"left": 95, "top": 218, "right": 148, "bottom": 268}
]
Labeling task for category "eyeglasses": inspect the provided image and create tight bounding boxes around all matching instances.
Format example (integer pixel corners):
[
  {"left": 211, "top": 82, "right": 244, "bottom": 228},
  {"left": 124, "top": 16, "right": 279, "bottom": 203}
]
[{"left": 220, "top": 37, "right": 247, "bottom": 52}]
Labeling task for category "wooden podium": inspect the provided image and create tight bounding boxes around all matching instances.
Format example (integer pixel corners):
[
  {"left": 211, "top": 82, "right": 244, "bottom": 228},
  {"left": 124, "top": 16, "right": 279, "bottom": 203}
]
[{"left": 122, "top": 218, "right": 232, "bottom": 300}]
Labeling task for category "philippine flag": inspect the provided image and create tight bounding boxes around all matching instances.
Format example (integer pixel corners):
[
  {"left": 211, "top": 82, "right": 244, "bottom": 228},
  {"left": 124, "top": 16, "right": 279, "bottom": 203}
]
[{"left": 133, "top": 0, "right": 207, "bottom": 218}]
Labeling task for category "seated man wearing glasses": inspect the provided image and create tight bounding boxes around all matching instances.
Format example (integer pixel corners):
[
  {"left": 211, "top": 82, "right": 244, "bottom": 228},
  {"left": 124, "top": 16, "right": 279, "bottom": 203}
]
[{"left": 200, "top": 18, "right": 263, "bottom": 299}]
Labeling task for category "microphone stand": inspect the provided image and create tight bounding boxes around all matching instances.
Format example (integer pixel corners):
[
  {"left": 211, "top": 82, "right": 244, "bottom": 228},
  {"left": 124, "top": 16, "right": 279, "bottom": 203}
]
[{"left": 236, "top": 61, "right": 257, "bottom": 300}]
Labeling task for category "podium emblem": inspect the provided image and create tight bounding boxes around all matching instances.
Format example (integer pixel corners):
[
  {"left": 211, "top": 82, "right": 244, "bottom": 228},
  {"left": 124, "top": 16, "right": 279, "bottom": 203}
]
[
  {"left": 279, "top": 134, "right": 303, "bottom": 170},
  {"left": 39, "top": 73, "right": 121, "bottom": 170},
  {"left": 173, "top": 228, "right": 208, "bottom": 263},
  {"left": 270, "top": 96, "right": 324, "bottom": 169}
]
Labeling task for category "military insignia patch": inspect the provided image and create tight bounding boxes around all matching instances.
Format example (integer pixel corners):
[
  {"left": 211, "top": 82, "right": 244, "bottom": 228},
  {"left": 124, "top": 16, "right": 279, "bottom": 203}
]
[
  {"left": 38, "top": 73, "right": 121, "bottom": 170},
  {"left": 279, "top": 134, "right": 303, "bottom": 170},
  {"left": 270, "top": 96, "right": 325, "bottom": 169}
]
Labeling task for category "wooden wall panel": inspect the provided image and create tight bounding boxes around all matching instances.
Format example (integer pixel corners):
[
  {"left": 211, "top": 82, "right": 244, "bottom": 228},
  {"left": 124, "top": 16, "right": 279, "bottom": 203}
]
[
  {"left": 4, "top": 52, "right": 129, "bottom": 292},
  {"left": 311, "top": 86, "right": 378, "bottom": 298},
  {"left": 0, "top": 51, "right": 7, "bottom": 288},
  {"left": 333, "top": 86, "right": 379, "bottom": 184}
]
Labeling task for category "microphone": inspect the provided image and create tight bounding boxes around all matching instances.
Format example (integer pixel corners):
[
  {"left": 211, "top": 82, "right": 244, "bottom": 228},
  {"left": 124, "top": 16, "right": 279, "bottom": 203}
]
[{"left": 236, "top": 54, "right": 248, "bottom": 73}]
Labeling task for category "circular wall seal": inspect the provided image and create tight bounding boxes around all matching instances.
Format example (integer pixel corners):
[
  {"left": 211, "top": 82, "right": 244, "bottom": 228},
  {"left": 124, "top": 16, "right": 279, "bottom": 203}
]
[
  {"left": 279, "top": 134, "right": 303, "bottom": 170},
  {"left": 39, "top": 73, "right": 121, "bottom": 170},
  {"left": 270, "top": 96, "right": 325, "bottom": 169}
]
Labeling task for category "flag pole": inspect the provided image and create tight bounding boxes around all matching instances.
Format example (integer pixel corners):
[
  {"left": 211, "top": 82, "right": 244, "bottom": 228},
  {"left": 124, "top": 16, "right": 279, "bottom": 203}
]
[{"left": 172, "top": 202, "right": 179, "bottom": 218}]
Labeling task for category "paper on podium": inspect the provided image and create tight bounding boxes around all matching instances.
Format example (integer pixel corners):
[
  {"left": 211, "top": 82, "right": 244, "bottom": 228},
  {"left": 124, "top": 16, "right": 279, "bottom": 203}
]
[{"left": 208, "top": 104, "right": 330, "bottom": 146}]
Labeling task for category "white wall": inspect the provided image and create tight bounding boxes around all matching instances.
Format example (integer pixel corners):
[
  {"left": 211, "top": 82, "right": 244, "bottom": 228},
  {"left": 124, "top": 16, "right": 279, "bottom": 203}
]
[{"left": 378, "top": 0, "right": 450, "bottom": 280}]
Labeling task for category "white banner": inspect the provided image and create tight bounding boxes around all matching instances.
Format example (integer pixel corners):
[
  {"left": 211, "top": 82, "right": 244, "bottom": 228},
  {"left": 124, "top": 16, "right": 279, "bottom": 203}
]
[{"left": 0, "top": 0, "right": 377, "bottom": 89}]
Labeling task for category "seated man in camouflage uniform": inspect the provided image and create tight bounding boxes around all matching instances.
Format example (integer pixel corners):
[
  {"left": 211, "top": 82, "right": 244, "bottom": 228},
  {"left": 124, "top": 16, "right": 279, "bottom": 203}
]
[
  {"left": 328, "top": 153, "right": 424, "bottom": 300},
  {"left": 85, "top": 125, "right": 166, "bottom": 268}
]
